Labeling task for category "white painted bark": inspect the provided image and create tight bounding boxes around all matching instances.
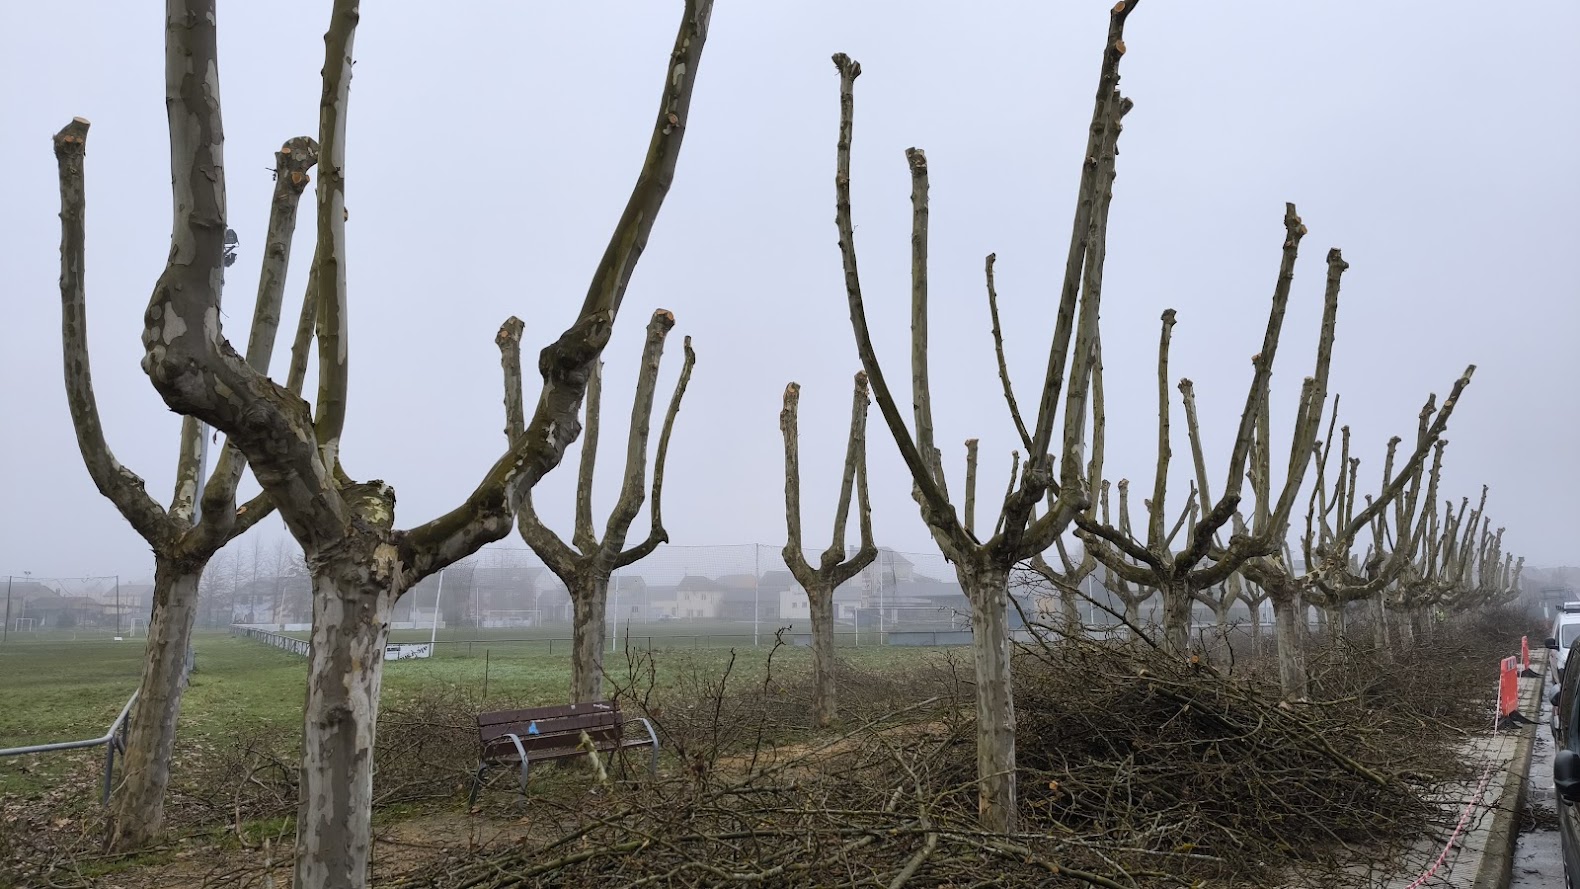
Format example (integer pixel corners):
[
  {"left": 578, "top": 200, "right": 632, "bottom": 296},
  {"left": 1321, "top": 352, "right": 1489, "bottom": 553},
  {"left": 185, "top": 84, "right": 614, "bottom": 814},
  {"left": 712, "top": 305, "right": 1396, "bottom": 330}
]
[
  {"left": 570, "top": 575, "right": 610, "bottom": 703},
  {"left": 293, "top": 569, "right": 392, "bottom": 889},
  {"left": 107, "top": 557, "right": 203, "bottom": 849}
]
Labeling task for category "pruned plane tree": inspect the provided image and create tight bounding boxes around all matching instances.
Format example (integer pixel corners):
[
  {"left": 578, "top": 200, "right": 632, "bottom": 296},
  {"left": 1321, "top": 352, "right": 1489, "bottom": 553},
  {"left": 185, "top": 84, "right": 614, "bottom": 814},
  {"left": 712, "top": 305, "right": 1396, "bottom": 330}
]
[
  {"left": 829, "top": 2, "right": 1139, "bottom": 832},
  {"left": 54, "top": 124, "right": 316, "bottom": 851},
  {"left": 779, "top": 372, "right": 878, "bottom": 727},
  {"left": 498, "top": 312, "right": 695, "bottom": 705},
  {"left": 75, "top": 1, "right": 717, "bottom": 885}
]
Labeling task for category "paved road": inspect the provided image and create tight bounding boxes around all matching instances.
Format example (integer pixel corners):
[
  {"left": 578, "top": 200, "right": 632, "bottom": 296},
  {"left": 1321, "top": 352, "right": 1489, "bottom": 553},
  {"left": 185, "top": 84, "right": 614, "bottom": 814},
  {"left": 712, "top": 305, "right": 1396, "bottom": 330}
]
[{"left": 1511, "top": 683, "right": 1564, "bottom": 888}]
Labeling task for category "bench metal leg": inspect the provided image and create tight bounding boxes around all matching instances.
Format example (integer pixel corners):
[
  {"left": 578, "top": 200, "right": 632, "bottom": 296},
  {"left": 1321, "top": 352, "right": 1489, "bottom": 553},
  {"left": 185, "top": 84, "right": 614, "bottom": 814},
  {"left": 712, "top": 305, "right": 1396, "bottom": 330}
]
[
  {"left": 505, "top": 732, "right": 531, "bottom": 794},
  {"left": 633, "top": 717, "right": 660, "bottom": 777}
]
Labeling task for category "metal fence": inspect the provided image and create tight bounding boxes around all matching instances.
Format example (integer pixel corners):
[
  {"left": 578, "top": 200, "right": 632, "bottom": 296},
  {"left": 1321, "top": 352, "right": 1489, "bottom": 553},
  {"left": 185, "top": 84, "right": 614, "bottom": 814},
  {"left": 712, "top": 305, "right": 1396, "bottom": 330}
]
[
  {"left": 230, "top": 624, "right": 310, "bottom": 657},
  {"left": 0, "top": 689, "right": 137, "bottom": 805}
]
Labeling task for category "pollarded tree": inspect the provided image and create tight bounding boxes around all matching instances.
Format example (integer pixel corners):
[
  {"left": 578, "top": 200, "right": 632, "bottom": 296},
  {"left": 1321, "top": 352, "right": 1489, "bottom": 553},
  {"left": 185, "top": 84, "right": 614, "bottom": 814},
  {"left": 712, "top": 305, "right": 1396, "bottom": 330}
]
[
  {"left": 1240, "top": 372, "right": 1471, "bottom": 697},
  {"left": 829, "top": 3, "right": 1141, "bottom": 831},
  {"left": 114, "top": 1, "right": 715, "bottom": 884},
  {"left": 1075, "top": 212, "right": 1341, "bottom": 657},
  {"left": 499, "top": 312, "right": 695, "bottom": 704},
  {"left": 780, "top": 373, "right": 878, "bottom": 727},
  {"left": 53, "top": 124, "right": 321, "bottom": 849}
]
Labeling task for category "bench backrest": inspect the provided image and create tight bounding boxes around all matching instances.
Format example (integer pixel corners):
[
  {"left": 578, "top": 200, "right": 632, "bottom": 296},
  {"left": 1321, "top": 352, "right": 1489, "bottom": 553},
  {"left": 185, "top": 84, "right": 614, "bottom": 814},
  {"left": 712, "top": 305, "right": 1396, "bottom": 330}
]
[{"left": 478, "top": 702, "right": 622, "bottom": 761}]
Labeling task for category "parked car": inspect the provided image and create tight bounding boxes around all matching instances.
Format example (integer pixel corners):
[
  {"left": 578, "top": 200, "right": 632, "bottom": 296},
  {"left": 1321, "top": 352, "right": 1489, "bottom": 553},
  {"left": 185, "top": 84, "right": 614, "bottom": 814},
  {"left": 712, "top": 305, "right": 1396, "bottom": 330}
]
[
  {"left": 1548, "top": 603, "right": 1580, "bottom": 678},
  {"left": 1552, "top": 640, "right": 1580, "bottom": 886}
]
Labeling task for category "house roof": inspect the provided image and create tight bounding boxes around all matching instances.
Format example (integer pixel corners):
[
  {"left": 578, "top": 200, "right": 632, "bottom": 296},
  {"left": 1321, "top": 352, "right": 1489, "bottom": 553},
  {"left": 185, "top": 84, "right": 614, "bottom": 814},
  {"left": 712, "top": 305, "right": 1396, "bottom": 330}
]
[
  {"left": 677, "top": 575, "right": 725, "bottom": 593},
  {"left": 758, "top": 570, "right": 796, "bottom": 593}
]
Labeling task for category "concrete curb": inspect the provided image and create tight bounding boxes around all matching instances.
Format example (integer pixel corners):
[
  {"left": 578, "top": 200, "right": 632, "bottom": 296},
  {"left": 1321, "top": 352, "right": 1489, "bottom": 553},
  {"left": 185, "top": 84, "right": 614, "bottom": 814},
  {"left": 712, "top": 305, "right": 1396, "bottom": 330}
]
[{"left": 1471, "top": 651, "right": 1548, "bottom": 889}]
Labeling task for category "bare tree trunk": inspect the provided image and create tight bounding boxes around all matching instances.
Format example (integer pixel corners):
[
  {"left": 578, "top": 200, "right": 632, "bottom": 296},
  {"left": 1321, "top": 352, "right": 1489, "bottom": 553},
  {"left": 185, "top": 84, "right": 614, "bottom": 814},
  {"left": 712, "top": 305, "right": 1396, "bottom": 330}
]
[
  {"left": 294, "top": 566, "right": 394, "bottom": 889},
  {"left": 1323, "top": 603, "right": 1346, "bottom": 641},
  {"left": 1161, "top": 582, "right": 1192, "bottom": 656},
  {"left": 1212, "top": 600, "right": 1233, "bottom": 665},
  {"left": 1272, "top": 593, "right": 1308, "bottom": 700},
  {"left": 1060, "top": 586, "right": 1081, "bottom": 638},
  {"left": 806, "top": 581, "right": 838, "bottom": 727},
  {"left": 106, "top": 555, "right": 205, "bottom": 848},
  {"left": 1371, "top": 590, "right": 1391, "bottom": 658},
  {"left": 1123, "top": 598, "right": 1143, "bottom": 639},
  {"left": 1249, "top": 598, "right": 1263, "bottom": 652},
  {"left": 1397, "top": 608, "right": 1416, "bottom": 650},
  {"left": 958, "top": 562, "right": 1016, "bottom": 833},
  {"left": 570, "top": 575, "right": 610, "bottom": 703}
]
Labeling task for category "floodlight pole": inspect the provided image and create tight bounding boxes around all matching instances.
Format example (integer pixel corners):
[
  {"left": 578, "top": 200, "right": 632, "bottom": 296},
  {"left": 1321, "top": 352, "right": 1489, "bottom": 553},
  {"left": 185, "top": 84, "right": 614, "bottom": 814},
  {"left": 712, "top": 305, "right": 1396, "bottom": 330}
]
[
  {"left": 114, "top": 575, "right": 121, "bottom": 636},
  {"left": 753, "top": 546, "right": 761, "bottom": 647},
  {"left": 3, "top": 576, "right": 11, "bottom": 645}
]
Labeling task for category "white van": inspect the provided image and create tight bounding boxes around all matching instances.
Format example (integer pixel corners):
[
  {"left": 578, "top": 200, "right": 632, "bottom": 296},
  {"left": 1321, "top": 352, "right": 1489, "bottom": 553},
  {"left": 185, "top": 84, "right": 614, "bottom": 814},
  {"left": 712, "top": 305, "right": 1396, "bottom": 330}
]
[{"left": 1549, "top": 603, "right": 1580, "bottom": 677}]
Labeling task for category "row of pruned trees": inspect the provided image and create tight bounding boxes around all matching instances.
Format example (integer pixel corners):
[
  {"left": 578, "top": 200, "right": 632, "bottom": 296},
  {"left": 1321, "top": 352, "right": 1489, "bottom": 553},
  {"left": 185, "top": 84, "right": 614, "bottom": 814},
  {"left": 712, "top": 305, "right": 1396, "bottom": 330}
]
[
  {"left": 779, "top": 0, "right": 1518, "bottom": 837},
  {"left": 51, "top": 0, "right": 1519, "bottom": 884}
]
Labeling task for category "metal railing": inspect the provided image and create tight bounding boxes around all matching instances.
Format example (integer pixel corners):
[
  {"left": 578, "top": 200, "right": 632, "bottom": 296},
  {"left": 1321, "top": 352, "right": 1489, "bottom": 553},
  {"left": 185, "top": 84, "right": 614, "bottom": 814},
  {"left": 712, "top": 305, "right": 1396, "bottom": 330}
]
[
  {"left": 0, "top": 689, "right": 138, "bottom": 805},
  {"left": 230, "top": 624, "right": 310, "bottom": 657}
]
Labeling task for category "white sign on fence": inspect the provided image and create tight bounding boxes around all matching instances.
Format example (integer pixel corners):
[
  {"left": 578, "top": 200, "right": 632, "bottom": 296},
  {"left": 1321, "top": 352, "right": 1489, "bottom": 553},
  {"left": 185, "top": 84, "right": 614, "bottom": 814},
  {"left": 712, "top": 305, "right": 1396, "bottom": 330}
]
[{"left": 383, "top": 642, "right": 432, "bottom": 661}]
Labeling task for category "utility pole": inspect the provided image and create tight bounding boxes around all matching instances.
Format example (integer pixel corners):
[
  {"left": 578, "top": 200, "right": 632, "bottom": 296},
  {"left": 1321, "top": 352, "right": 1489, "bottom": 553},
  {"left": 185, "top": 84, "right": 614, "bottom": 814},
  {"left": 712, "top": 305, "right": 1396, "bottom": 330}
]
[
  {"left": 753, "top": 546, "right": 761, "bottom": 647},
  {"left": 114, "top": 575, "right": 121, "bottom": 636},
  {"left": 3, "top": 576, "right": 11, "bottom": 645}
]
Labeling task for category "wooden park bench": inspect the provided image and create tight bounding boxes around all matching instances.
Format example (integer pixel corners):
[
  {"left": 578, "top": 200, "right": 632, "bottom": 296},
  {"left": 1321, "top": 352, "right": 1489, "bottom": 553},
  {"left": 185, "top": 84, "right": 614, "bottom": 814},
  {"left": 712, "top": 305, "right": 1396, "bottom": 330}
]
[{"left": 469, "top": 701, "right": 659, "bottom": 803}]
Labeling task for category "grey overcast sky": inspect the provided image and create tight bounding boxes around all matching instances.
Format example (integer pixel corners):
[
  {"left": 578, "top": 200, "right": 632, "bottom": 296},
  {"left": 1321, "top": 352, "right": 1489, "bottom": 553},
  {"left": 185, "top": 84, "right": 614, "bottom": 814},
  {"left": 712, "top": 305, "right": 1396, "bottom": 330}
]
[{"left": 2, "top": 1, "right": 1576, "bottom": 581}]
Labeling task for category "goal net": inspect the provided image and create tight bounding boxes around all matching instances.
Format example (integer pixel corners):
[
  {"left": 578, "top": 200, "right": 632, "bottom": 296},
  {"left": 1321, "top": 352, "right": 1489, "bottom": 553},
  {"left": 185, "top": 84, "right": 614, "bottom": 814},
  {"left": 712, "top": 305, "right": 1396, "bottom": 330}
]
[{"left": 10, "top": 618, "right": 37, "bottom": 633}]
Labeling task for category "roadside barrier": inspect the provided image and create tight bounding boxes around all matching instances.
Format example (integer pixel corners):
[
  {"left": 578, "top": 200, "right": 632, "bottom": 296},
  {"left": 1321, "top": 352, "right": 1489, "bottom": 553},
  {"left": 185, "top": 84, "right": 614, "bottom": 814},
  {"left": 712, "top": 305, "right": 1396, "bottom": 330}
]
[
  {"left": 1520, "top": 635, "right": 1540, "bottom": 677},
  {"left": 1496, "top": 653, "right": 1534, "bottom": 731}
]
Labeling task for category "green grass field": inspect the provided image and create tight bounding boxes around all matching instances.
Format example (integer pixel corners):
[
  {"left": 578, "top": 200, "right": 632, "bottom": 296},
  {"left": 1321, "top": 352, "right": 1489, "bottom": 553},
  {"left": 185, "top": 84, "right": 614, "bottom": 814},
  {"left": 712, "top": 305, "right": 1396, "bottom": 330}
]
[{"left": 0, "top": 629, "right": 941, "bottom": 797}]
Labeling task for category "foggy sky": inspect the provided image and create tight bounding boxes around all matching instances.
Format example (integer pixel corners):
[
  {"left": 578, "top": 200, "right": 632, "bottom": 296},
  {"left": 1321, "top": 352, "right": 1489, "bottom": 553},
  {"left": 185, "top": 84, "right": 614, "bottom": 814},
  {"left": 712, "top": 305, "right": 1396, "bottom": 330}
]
[{"left": 2, "top": 1, "right": 1577, "bottom": 582}]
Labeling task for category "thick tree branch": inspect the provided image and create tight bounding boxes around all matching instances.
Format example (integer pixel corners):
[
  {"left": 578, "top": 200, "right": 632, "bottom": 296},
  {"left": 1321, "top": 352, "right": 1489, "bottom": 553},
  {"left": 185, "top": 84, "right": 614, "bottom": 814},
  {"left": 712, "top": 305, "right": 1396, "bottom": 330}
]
[
  {"left": 574, "top": 360, "right": 604, "bottom": 554},
  {"left": 310, "top": 0, "right": 357, "bottom": 476},
  {"left": 616, "top": 335, "right": 695, "bottom": 569},
  {"left": 1027, "top": 1, "right": 1138, "bottom": 464},
  {"left": 830, "top": 53, "right": 964, "bottom": 554},
  {"left": 964, "top": 439, "right": 980, "bottom": 538},
  {"left": 497, "top": 316, "right": 526, "bottom": 448},
  {"left": 400, "top": 0, "right": 714, "bottom": 579},
  {"left": 908, "top": 147, "right": 948, "bottom": 500},
  {"left": 54, "top": 118, "right": 172, "bottom": 546},
  {"left": 1147, "top": 310, "right": 1176, "bottom": 550},
  {"left": 197, "top": 136, "right": 319, "bottom": 539}
]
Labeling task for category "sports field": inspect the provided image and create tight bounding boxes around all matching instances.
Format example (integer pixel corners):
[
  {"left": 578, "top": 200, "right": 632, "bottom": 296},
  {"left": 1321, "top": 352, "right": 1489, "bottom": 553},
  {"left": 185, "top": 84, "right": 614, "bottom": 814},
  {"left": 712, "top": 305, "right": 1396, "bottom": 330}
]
[{"left": 0, "top": 628, "right": 932, "bottom": 796}]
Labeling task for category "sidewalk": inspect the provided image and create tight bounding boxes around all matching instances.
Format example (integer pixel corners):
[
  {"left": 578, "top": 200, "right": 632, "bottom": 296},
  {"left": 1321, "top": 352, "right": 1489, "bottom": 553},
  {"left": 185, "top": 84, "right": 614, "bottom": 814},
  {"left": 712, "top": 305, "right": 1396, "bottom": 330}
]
[
  {"left": 1279, "top": 652, "right": 1546, "bottom": 888},
  {"left": 1385, "top": 653, "right": 1545, "bottom": 888}
]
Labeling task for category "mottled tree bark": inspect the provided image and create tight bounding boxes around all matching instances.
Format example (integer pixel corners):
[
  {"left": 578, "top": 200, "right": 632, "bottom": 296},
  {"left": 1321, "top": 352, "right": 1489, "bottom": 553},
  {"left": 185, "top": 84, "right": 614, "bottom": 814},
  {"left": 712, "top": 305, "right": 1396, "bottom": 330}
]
[
  {"left": 295, "top": 560, "right": 395, "bottom": 888},
  {"left": 107, "top": 1, "right": 715, "bottom": 883},
  {"left": 569, "top": 574, "right": 612, "bottom": 704},
  {"left": 108, "top": 556, "right": 204, "bottom": 850},
  {"left": 55, "top": 114, "right": 308, "bottom": 850}
]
